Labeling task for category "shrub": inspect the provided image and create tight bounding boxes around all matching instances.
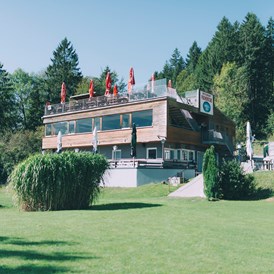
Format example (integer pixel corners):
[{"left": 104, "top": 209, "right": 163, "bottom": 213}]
[
  {"left": 8, "top": 151, "right": 108, "bottom": 211},
  {"left": 219, "top": 159, "right": 255, "bottom": 200},
  {"left": 203, "top": 146, "right": 220, "bottom": 199}
]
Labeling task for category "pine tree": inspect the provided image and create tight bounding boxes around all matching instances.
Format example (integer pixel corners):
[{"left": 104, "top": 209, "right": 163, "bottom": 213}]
[
  {"left": 195, "top": 17, "right": 240, "bottom": 91},
  {"left": 186, "top": 41, "right": 202, "bottom": 73},
  {"left": 89, "top": 66, "right": 125, "bottom": 96},
  {"left": 176, "top": 41, "right": 202, "bottom": 93},
  {"left": 158, "top": 62, "right": 173, "bottom": 82},
  {"left": 169, "top": 48, "right": 185, "bottom": 86},
  {"left": 211, "top": 17, "right": 240, "bottom": 69},
  {"left": 239, "top": 13, "right": 268, "bottom": 136},
  {"left": 265, "top": 17, "right": 274, "bottom": 110},
  {"left": 0, "top": 63, "right": 17, "bottom": 131},
  {"left": 157, "top": 48, "right": 185, "bottom": 87},
  {"left": 45, "top": 38, "right": 82, "bottom": 103},
  {"left": 195, "top": 49, "right": 214, "bottom": 91}
]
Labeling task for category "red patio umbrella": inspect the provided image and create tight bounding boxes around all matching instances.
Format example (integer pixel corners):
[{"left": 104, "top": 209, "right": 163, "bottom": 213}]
[
  {"left": 105, "top": 72, "right": 111, "bottom": 95},
  {"left": 113, "top": 84, "right": 118, "bottom": 96},
  {"left": 61, "top": 82, "right": 66, "bottom": 103},
  {"left": 89, "top": 79, "right": 94, "bottom": 98},
  {"left": 127, "top": 67, "right": 135, "bottom": 93}
]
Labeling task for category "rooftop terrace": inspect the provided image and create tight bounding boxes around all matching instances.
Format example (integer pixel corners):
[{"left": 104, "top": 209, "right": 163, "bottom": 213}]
[{"left": 44, "top": 79, "right": 198, "bottom": 116}]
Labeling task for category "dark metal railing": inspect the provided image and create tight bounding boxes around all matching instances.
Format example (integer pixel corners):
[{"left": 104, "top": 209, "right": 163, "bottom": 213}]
[
  {"left": 202, "top": 129, "right": 234, "bottom": 154},
  {"left": 44, "top": 94, "right": 130, "bottom": 116},
  {"left": 43, "top": 79, "right": 180, "bottom": 116},
  {"left": 108, "top": 158, "right": 196, "bottom": 169}
]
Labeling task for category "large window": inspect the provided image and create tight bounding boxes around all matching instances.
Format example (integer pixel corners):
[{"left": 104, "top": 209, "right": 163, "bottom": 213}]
[
  {"left": 122, "top": 114, "right": 130, "bottom": 128},
  {"left": 165, "top": 149, "right": 195, "bottom": 161},
  {"left": 102, "top": 114, "right": 120, "bottom": 130},
  {"left": 76, "top": 118, "right": 92, "bottom": 133},
  {"left": 164, "top": 149, "right": 180, "bottom": 160},
  {"left": 45, "top": 124, "right": 52, "bottom": 136},
  {"left": 45, "top": 109, "right": 153, "bottom": 137},
  {"left": 132, "top": 110, "right": 152, "bottom": 127},
  {"left": 94, "top": 117, "right": 101, "bottom": 131},
  {"left": 53, "top": 122, "right": 68, "bottom": 135},
  {"left": 181, "top": 149, "right": 195, "bottom": 161},
  {"left": 68, "top": 121, "right": 75, "bottom": 134}
]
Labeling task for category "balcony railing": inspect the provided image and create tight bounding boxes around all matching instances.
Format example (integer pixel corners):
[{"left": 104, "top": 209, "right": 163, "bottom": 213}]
[
  {"left": 108, "top": 158, "right": 196, "bottom": 169},
  {"left": 44, "top": 94, "right": 130, "bottom": 116},
  {"left": 202, "top": 129, "right": 234, "bottom": 154},
  {"left": 44, "top": 78, "right": 184, "bottom": 116}
]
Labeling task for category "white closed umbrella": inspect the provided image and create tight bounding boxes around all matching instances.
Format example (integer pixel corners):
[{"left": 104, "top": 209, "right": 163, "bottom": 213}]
[
  {"left": 57, "top": 131, "right": 62, "bottom": 153},
  {"left": 92, "top": 126, "right": 98, "bottom": 153},
  {"left": 246, "top": 121, "right": 253, "bottom": 162}
]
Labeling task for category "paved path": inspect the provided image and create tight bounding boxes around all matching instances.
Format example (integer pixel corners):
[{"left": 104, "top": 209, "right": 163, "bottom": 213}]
[{"left": 168, "top": 174, "right": 206, "bottom": 198}]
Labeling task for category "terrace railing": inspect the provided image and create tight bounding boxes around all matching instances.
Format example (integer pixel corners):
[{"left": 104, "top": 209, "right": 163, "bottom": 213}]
[
  {"left": 108, "top": 158, "right": 196, "bottom": 169},
  {"left": 44, "top": 94, "right": 130, "bottom": 116},
  {"left": 202, "top": 129, "right": 234, "bottom": 154},
  {"left": 44, "top": 78, "right": 187, "bottom": 116}
]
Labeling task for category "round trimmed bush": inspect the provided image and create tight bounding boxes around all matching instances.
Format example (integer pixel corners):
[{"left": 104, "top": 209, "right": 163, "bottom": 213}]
[{"left": 8, "top": 152, "right": 108, "bottom": 211}]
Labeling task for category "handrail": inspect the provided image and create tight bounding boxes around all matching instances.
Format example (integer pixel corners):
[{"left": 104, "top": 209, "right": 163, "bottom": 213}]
[
  {"left": 44, "top": 94, "right": 130, "bottom": 116},
  {"left": 202, "top": 129, "right": 234, "bottom": 154},
  {"left": 43, "top": 78, "right": 193, "bottom": 116}
]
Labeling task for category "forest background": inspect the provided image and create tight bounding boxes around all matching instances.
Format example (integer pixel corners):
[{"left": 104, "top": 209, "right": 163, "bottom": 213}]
[{"left": 0, "top": 13, "right": 273, "bottom": 183}]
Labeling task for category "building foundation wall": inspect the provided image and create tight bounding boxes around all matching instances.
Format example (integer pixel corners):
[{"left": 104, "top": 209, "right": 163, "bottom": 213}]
[{"left": 102, "top": 168, "right": 196, "bottom": 187}]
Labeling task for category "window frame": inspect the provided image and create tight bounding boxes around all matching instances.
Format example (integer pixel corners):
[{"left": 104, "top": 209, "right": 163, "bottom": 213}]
[
  {"left": 132, "top": 109, "right": 153, "bottom": 128},
  {"left": 146, "top": 147, "right": 157, "bottom": 159},
  {"left": 112, "top": 149, "right": 122, "bottom": 160},
  {"left": 75, "top": 118, "right": 92, "bottom": 134},
  {"left": 45, "top": 124, "right": 52, "bottom": 136},
  {"left": 102, "top": 114, "right": 121, "bottom": 131}
]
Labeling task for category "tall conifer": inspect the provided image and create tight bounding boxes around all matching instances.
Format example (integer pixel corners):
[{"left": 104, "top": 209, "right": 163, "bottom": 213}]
[
  {"left": 0, "top": 63, "right": 17, "bottom": 131},
  {"left": 239, "top": 13, "right": 268, "bottom": 135},
  {"left": 45, "top": 38, "right": 82, "bottom": 103}
]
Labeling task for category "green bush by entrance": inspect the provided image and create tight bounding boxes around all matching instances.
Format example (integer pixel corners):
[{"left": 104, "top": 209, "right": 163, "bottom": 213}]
[
  {"left": 203, "top": 145, "right": 220, "bottom": 199},
  {"left": 219, "top": 159, "right": 255, "bottom": 200},
  {"left": 8, "top": 152, "right": 108, "bottom": 211}
]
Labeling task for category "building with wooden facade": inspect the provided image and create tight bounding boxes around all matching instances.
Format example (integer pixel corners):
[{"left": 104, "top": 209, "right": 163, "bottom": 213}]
[{"left": 42, "top": 79, "right": 235, "bottom": 187}]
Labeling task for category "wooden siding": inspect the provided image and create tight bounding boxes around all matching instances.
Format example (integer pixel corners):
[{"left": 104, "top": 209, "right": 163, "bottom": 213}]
[
  {"left": 42, "top": 95, "right": 236, "bottom": 151},
  {"left": 167, "top": 126, "right": 201, "bottom": 145},
  {"left": 42, "top": 98, "right": 168, "bottom": 149},
  {"left": 43, "top": 126, "right": 168, "bottom": 150},
  {"left": 43, "top": 97, "right": 167, "bottom": 124}
]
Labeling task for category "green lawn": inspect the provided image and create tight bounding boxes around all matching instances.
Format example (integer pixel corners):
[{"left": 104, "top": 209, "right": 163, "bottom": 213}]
[{"left": 1, "top": 173, "right": 274, "bottom": 273}]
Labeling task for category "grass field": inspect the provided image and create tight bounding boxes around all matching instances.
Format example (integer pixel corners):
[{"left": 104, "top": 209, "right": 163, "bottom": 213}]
[{"left": 1, "top": 172, "right": 274, "bottom": 273}]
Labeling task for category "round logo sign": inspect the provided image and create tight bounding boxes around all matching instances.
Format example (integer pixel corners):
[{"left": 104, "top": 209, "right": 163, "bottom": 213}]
[{"left": 203, "top": 101, "right": 211, "bottom": 113}]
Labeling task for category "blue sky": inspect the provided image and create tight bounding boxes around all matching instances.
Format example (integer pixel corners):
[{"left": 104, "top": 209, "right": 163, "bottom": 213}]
[{"left": 1, "top": 0, "right": 273, "bottom": 84}]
